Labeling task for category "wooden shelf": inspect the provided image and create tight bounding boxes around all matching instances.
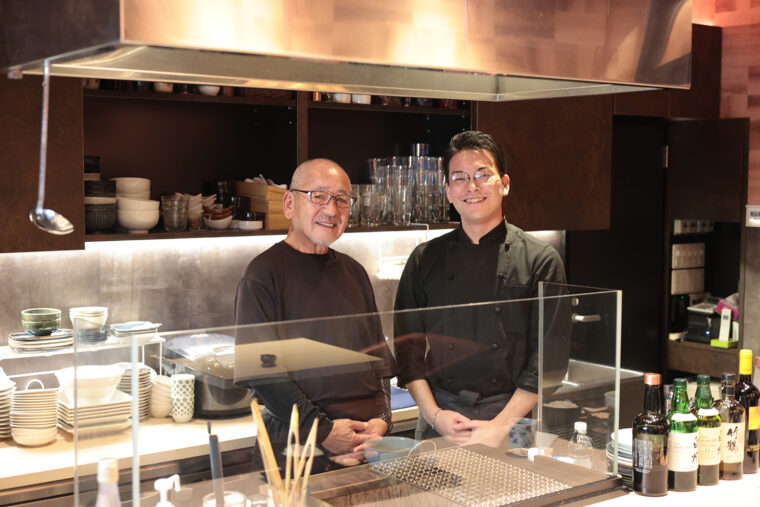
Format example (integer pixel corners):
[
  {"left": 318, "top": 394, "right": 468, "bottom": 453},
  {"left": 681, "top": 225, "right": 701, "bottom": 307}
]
[
  {"left": 83, "top": 89, "right": 296, "bottom": 108},
  {"left": 666, "top": 340, "right": 739, "bottom": 378},
  {"left": 85, "top": 223, "right": 457, "bottom": 242},
  {"left": 308, "top": 101, "right": 470, "bottom": 116}
]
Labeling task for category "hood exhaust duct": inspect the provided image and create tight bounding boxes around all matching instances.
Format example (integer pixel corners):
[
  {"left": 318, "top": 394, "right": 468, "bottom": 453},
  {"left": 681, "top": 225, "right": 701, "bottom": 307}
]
[{"left": 0, "top": 0, "right": 692, "bottom": 101}]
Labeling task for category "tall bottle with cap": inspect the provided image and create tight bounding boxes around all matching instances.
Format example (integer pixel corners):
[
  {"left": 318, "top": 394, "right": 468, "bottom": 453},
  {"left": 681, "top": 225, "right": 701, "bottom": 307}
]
[
  {"left": 95, "top": 458, "right": 121, "bottom": 507},
  {"left": 633, "top": 373, "right": 669, "bottom": 496},
  {"left": 714, "top": 372, "right": 745, "bottom": 480},
  {"left": 666, "top": 378, "right": 698, "bottom": 491},
  {"left": 694, "top": 374, "right": 721, "bottom": 486},
  {"left": 736, "top": 348, "right": 759, "bottom": 474}
]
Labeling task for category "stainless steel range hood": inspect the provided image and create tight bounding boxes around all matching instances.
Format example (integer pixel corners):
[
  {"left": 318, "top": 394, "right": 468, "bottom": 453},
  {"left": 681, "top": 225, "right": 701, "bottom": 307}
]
[{"left": 0, "top": 0, "right": 692, "bottom": 101}]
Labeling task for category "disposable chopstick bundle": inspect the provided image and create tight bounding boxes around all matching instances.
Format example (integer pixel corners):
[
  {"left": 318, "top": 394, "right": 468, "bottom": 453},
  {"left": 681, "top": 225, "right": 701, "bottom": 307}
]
[{"left": 250, "top": 400, "right": 318, "bottom": 507}]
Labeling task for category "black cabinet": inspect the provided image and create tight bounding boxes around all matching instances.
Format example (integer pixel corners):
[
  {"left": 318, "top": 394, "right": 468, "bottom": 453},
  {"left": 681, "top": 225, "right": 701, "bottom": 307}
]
[{"left": 476, "top": 95, "right": 613, "bottom": 231}]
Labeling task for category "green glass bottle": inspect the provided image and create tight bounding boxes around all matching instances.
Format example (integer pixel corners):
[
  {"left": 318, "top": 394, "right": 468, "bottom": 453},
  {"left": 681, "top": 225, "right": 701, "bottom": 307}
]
[
  {"left": 694, "top": 374, "right": 721, "bottom": 485},
  {"left": 666, "top": 378, "right": 698, "bottom": 491}
]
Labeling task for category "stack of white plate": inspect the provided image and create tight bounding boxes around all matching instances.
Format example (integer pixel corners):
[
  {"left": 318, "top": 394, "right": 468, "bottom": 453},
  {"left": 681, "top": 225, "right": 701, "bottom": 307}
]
[
  {"left": 116, "top": 364, "right": 152, "bottom": 420},
  {"left": 607, "top": 428, "right": 633, "bottom": 487},
  {"left": 7, "top": 329, "right": 74, "bottom": 351},
  {"left": 10, "top": 382, "right": 58, "bottom": 447},
  {"left": 109, "top": 321, "right": 161, "bottom": 339},
  {"left": 0, "top": 370, "right": 17, "bottom": 439},
  {"left": 150, "top": 375, "right": 172, "bottom": 418},
  {"left": 57, "top": 390, "right": 132, "bottom": 435}
]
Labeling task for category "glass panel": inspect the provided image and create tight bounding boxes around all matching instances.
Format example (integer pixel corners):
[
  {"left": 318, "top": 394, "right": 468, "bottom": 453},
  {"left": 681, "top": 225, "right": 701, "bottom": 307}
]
[
  {"left": 537, "top": 283, "right": 626, "bottom": 486},
  {"left": 2, "top": 285, "right": 625, "bottom": 505}
]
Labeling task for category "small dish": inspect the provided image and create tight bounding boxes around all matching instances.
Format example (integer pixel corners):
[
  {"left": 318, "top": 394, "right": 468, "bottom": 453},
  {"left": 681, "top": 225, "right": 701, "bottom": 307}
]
[
  {"left": 198, "top": 85, "right": 220, "bottom": 96},
  {"left": 203, "top": 215, "right": 232, "bottom": 230}
]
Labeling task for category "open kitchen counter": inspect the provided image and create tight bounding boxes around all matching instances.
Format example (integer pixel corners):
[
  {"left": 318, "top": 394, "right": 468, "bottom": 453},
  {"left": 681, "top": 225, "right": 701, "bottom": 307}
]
[{"left": 0, "top": 416, "right": 256, "bottom": 491}]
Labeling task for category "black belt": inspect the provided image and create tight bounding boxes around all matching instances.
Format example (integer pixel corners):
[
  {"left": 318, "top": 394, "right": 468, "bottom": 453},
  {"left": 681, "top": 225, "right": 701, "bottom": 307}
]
[{"left": 432, "top": 386, "right": 509, "bottom": 407}]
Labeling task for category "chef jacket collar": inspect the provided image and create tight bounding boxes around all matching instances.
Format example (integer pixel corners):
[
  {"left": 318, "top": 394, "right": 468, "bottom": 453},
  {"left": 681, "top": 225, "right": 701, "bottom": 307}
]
[{"left": 454, "top": 218, "right": 508, "bottom": 246}]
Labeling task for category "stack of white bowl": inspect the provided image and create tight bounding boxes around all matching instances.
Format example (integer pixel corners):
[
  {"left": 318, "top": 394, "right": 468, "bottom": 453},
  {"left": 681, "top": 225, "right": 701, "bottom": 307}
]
[
  {"left": 0, "top": 368, "right": 17, "bottom": 439},
  {"left": 69, "top": 306, "right": 109, "bottom": 343},
  {"left": 10, "top": 380, "right": 58, "bottom": 447},
  {"left": 150, "top": 375, "right": 172, "bottom": 418},
  {"left": 116, "top": 364, "right": 152, "bottom": 421},
  {"left": 116, "top": 196, "right": 160, "bottom": 234},
  {"left": 112, "top": 177, "right": 151, "bottom": 200}
]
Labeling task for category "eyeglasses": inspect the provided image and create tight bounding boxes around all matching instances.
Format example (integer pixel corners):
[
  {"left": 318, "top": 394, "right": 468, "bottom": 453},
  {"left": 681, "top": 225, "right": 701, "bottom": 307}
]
[
  {"left": 291, "top": 189, "right": 354, "bottom": 209},
  {"left": 449, "top": 169, "right": 499, "bottom": 187}
]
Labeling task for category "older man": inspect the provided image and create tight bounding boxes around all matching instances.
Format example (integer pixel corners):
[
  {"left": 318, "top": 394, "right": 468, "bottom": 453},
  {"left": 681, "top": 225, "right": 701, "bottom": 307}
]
[{"left": 234, "top": 159, "right": 396, "bottom": 472}]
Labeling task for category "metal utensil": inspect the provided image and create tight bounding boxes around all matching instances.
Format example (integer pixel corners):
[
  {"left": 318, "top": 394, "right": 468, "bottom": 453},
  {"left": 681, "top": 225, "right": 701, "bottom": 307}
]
[{"left": 29, "top": 59, "right": 73, "bottom": 235}]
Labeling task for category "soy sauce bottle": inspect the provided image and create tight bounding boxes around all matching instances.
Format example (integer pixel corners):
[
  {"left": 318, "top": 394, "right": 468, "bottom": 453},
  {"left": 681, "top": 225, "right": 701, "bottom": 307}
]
[{"left": 633, "top": 373, "right": 669, "bottom": 496}]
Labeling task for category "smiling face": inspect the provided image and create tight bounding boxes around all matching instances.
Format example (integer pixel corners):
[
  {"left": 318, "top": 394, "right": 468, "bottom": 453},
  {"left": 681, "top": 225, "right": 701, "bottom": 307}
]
[
  {"left": 446, "top": 149, "right": 509, "bottom": 240},
  {"left": 283, "top": 159, "right": 351, "bottom": 254}
]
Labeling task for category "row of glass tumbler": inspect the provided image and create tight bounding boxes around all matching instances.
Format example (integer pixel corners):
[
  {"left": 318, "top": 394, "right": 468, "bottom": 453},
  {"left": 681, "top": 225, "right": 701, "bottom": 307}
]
[{"left": 350, "top": 156, "right": 450, "bottom": 227}]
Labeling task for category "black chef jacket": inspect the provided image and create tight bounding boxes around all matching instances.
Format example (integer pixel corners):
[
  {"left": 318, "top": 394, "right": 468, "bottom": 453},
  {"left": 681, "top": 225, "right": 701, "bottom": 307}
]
[{"left": 393, "top": 219, "right": 569, "bottom": 400}]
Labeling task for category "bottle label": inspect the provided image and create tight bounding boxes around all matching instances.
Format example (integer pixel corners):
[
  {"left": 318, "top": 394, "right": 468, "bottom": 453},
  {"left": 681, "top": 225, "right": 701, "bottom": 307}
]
[
  {"left": 668, "top": 431, "right": 698, "bottom": 471},
  {"left": 720, "top": 422, "right": 745, "bottom": 463},
  {"left": 634, "top": 434, "right": 666, "bottom": 473},
  {"left": 749, "top": 406, "right": 760, "bottom": 431},
  {"left": 670, "top": 412, "right": 697, "bottom": 422},
  {"left": 697, "top": 426, "right": 720, "bottom": 466},
  {"left": 696, "top": 407, "right": 719, "bottom": 417}
]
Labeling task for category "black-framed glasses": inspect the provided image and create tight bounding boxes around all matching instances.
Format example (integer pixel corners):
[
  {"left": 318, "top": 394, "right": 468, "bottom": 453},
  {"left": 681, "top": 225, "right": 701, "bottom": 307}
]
[
  {"left": 291, "top": 189, "right": 354, "bottom": 209},
  {"left": 449, "top": 169, "right": 499, "bottom": 187}
]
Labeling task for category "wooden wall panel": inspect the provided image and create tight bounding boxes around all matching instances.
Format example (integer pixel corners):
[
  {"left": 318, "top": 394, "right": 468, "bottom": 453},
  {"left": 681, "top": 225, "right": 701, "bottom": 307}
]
[
  {"left": 476, "top": 95, "right": 612, "bottom": 231},
  {"left": 0, "top": 76, "right": 84, "bottom": 253}
]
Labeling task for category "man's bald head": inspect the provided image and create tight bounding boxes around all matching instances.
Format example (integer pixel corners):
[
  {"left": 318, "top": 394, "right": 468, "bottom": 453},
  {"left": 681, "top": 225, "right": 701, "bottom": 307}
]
[{"left": 290, "top": 158, "right": 350, "bottom": 191}]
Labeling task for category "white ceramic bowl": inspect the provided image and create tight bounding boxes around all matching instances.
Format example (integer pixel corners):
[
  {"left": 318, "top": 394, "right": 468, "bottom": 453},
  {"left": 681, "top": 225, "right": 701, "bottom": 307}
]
[
  {"left": 12, "top": 427, "right": 57, "bottom": 446},
  {"left": 153, "top": 82, "right": 173, "bottom": 93},
  {"left": 117, "top": 197, "right": 160, "bottom": 211},
  {"left": 351, "top": 94, "right": 371, "bottom": 104},
  {"left": 203, "top": 215, "right": 232, "bottom": 230},
  {"left": 118, "top": 208, "right": 159, "bottom": 232},
  {"left": 55, "top": 365, "right": 123, "bottom": 405},
  {"left": 117, "top": 191, "right": 151, "bottom": 200},
  {"left": 69, "top": 307, "right": 108, "bottom": 330},
  {"left": 237, "top": 220, "right": 263, "bottom": 231},
  {"left": 111, "top": 177, "right": 150, "bottom": 194},
  {"left": 198, "top": 85, "right": 220, "bottom": 96}
]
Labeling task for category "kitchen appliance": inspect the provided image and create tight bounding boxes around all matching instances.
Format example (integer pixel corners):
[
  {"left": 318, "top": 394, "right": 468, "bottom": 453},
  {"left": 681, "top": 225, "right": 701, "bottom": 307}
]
[
  {"left": 162, "top": 334, "right": 250, "bottom": 418},
  {"left": 1, "top": 1, "right": 690, "bottom": 101},
  {"left": 684, "top": 296, "right": 721, "bottom": 344}
]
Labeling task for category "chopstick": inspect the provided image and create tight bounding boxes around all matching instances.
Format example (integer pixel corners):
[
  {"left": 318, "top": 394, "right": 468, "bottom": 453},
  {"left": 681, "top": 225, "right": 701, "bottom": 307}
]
[
  {"left": 251, "top": 400, "right": 318, "bottom": 507},
  {"left": 250, "top": 399, "right": 284, "bottom": 505}
]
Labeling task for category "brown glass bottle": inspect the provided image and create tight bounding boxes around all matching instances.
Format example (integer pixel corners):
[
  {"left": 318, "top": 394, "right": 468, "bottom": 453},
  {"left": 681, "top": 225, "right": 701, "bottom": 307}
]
[
  {"left": 736, "top": 349, "right": 759, "bottom": 474},
  {"left": 633, "top": 373, "right": 669, "bottom": 496},
  {"left": 714, "top": 372, "right": 745, "bottom": 480}
]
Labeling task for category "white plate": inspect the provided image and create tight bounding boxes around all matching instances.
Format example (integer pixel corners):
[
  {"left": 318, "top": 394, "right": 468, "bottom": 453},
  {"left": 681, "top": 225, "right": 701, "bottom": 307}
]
[{"left": 58, "top": 418, "right": 131, "bottom": 435}]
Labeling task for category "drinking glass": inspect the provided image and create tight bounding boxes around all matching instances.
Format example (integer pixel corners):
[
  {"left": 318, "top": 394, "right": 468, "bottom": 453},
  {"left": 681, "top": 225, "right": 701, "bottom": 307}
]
[
  {"left": 348, "top": 184, "right": 361, "bottom": 227},
  {"left": 161, "top": 195, "right": 189, "bottom": 232},
  {"left": 361, "top": 184, "right": 383, "bottom": 227},
  {"left": 390, "top": 165, "right": 412, "bottom": 226}
]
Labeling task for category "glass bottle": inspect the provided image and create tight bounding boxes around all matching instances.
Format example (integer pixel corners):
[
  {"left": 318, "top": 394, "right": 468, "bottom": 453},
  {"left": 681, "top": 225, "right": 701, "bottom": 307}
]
[
  {"left": 694, "top": 374, "right": 721, "bottom": 486},
  {"left": 714, "top": 372, "right": 745, "bottom": 480},
  {"left": 568, "top": 421, "right": 593, "bottom": 468},
  {"left": 736, "top": 348, "right": 759, "bottom": 474},
  {"left": 666, "top": 378, "right": 698, "bottom": 491},
  {"left": 95, "top": 458, "right": 122, "bottom": 507},
  {"left": 633, "top": 373, "right": 669, "bottom": 496}
]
